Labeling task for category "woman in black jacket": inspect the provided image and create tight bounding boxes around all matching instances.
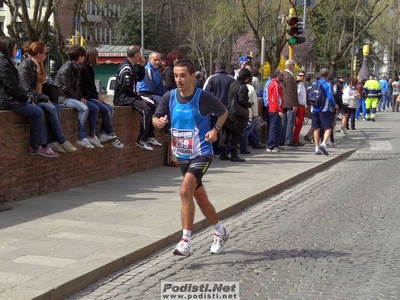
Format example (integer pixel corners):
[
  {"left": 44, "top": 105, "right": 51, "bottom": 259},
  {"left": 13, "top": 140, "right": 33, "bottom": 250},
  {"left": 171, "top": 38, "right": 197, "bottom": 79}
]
[
  {"left": 163, "top": 50, "right": 183, "bottom": 91},
  {"left": 219, "top": 68, "right": 252, "bottom": 162},
  {"left": 80, "top": 47, "right": 123, "bottom": 148},
  {"left": 0, "top": 36, "right": 58, "bottom": 158},
  {"left": 18, "top": 41, "right": 76, "bottom": 154}
]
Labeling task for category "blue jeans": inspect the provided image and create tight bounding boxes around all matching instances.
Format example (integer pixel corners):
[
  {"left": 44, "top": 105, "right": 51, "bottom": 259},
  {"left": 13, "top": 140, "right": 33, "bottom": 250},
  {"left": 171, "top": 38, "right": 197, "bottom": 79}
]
[
  {"left": 379, "top": 93, "right": 389, "bottom": 110},
  {"left": 37, "top": 102, "right": 66, "bottom": 144},
  {"left": 88, "top": 99, "right": 114, "bottom": 135},
  {"left": 280, "top": 108, "right": 296, "bottom": 145},
  {"left": 240, "top": 119, "right": 254, "bottom": 152},
  {"left": 10, "top": 103, "right": 46, "bottom": 148},
  {"left": 268, "top": 112, "right": 281, "bottom": 149},
  {"left": 355, "top": 98, "right": 366, "bottom": 119},
  {"left": 61, "top": 98, "right": 99, "bottom": 140},
  {"left": 248, "top": 127, "right": 261, "bottom": 146}
]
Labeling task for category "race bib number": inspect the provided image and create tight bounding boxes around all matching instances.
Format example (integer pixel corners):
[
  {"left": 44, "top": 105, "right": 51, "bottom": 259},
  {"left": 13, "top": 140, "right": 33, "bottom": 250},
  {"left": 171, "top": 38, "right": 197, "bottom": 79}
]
[{"left": 171, "top": 129, "right": 194, "bottom": 155}]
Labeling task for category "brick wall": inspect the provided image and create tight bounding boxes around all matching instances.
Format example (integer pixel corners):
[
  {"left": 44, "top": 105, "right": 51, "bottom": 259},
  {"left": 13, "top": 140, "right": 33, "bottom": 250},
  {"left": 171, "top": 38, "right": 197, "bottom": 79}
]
[{"left": 0, "top": 107, "right": 170, "bottom": 203}]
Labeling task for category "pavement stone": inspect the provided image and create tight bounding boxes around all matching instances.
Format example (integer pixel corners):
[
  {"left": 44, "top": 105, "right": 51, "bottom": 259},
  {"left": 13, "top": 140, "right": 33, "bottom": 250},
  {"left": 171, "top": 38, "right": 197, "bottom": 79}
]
[{"left": 0, "top": 122, "right": 367, "bottom": 300}]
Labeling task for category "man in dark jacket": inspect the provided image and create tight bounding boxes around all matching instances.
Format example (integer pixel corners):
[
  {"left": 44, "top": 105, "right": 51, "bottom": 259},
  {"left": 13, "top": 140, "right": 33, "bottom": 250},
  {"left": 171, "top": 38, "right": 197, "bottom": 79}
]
[
  {"left": 280, "top": 59, "right": 299, "bottom": 146},
  {"left": 203, "top": 60, "right": 235, "bottom": 155},
  {"left": 54, "top": 45, "right": 100, "bottom": 148},
  {"left": 114, "top": 45, "right": 159, "bottom": 150},
  {"left": 203, "top": 61, "right": 235, "bottom": 106}
]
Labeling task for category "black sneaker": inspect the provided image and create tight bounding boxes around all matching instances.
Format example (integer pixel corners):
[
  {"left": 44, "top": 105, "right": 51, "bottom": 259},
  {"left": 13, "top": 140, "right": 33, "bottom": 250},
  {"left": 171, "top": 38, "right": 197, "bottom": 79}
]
[
  {"left": 294, "top": 141, "right": 305, "bottom": 146},
  {"left": 252, "top": 143, "right": 265, "bottom": 149}
]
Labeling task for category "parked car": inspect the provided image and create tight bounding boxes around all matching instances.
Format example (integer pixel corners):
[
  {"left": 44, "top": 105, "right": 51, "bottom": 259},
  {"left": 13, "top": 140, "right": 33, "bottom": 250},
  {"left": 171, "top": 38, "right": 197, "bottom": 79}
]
[
  {"left": 94, "top": 79, "right": 106, "bottom": 95},
  {"left": 107, "top": 76, "right": 116, "bottom": 96}
]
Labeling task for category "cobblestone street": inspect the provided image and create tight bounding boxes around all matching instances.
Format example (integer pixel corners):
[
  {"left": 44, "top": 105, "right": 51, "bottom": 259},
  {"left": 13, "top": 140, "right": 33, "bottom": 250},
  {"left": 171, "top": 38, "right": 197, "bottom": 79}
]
[{"left": 70, "top": 150, "right": 400, "bottom": 300}]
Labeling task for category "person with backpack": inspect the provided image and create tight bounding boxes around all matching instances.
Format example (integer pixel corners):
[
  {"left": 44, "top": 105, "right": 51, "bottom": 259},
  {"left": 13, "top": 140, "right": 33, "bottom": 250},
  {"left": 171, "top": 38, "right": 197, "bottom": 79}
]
[{"left": 309, "top": 68, "right": 338, "bottom": 155}]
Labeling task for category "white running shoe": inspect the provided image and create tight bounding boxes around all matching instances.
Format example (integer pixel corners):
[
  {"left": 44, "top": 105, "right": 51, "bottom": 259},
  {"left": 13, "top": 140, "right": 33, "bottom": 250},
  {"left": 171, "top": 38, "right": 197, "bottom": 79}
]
[
  {"left": 77, "top": 138, "right": 95, "bottom": 148},
  {"left": 341, "top": 128, "right": 349, "bottom": 138},
  {"left": 147, "top": 137, "right": 162, "bottom": 146},
  {"left": 88, "top": 136, "right": 104, "bottom": 148},
  {"left": 173, "top": 238, "right": 193, "bottom": 256},
  {"left": 99, "top": 132, "right": 118, "bottom": 143},
  {"left": 210, "top": 227, "right": 230, "bottom": 254},
  {"left": 136, "top": 140, "right": 153, "bottom": 151},
  {"left": 111, "top": 139, "right": 124, "bottom": 149}
]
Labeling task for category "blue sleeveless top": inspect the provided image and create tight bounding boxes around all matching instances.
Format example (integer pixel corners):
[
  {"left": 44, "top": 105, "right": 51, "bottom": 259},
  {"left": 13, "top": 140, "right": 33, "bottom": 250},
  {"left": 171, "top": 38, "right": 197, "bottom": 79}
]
[{"left": 169, "top": 88, "right": 213, "bottom": 159}]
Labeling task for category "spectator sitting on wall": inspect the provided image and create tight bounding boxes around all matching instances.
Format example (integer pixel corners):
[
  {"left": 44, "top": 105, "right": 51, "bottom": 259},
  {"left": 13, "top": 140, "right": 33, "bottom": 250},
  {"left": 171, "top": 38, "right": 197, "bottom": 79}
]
[
  {"left": 114, "top": 45, "right": 161, "bottom": 151},
  {"left": 54, "top": 45, "right": 101, "bottom": 149},
  {"left": 18, "top": 41, "right": 77, "bottom": 154},
  {"left": 0, "top": 36, "right": 58, "bottom": 158},
  {"left": 80, "top": 47, "right": 124, "bottom": 149},
  {"left": 138, "top": 51, "right": 168, "bottom": 104}
]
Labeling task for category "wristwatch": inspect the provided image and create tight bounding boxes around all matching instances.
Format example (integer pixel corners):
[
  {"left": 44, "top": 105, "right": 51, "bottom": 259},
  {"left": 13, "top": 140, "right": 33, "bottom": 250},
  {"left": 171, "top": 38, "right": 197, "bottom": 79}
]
[{"left": 214, "top": 125, "right": 221, "bottom": 132}]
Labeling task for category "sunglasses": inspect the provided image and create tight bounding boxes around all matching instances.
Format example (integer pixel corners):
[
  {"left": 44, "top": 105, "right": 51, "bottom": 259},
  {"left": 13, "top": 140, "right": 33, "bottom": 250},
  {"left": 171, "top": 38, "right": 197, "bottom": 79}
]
[{"left": 298, "top": 75, "right": 305, "bottom": 77}]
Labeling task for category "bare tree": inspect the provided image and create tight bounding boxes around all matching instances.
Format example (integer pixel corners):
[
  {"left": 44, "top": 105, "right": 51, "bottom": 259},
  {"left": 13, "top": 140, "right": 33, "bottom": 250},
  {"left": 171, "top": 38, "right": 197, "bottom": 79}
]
[
  {"left": 2, "top": 0, "right": 58, "bottom": 43},
  {"left": 241, "top": 0, "right": 290, "bottom": 73},
  {"left": 309, "top": 0, "right": 389, "bottom": 74},
  {"left": 182, "top": 0, "right": 241, "bottom": 76}
]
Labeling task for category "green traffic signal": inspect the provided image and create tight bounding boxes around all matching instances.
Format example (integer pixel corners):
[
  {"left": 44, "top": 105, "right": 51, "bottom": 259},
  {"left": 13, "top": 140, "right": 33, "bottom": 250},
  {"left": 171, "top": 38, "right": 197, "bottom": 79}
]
[{"left": 287, "top": 36, "right": 297, "bottom": 45}]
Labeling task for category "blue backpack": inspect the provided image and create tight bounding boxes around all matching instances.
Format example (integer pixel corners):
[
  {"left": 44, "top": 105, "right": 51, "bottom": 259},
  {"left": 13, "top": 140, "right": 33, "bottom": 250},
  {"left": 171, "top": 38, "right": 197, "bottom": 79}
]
[{"left": 308, "top": 80, "right": 325, "bottom": 107}]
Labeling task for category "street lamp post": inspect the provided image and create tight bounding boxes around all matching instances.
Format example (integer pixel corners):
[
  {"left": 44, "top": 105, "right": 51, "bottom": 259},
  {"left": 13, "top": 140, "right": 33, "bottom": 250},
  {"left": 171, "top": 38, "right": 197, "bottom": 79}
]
[
  {"left": 351, "top": 0, "right": 360, "bottom": 78},
  {"left": 391, "top": 12, "right": 399, "bottom": 79},
  {"left": 141, "top": 0, "right": 144, "bottom": 56}
]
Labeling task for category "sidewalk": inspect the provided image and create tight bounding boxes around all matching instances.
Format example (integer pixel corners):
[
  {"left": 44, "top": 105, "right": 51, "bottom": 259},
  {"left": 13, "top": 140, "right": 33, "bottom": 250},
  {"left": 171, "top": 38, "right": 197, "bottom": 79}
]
[{"left": 0, "top": 123, "right": 366, "bottom": 300}]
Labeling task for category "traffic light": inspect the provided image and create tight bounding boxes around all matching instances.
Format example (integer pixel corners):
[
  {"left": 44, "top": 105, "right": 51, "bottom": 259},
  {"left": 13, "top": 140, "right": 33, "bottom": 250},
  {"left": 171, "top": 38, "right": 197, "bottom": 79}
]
[
  {"left": 297, "top": 18, "right": 306, "bottom": 44},
  {"left": 80, "top": 36, "right": 87, "bottom": 48},
  {"left": 68, "top": 36, "right": 74, "bottom": 46},
  {"left": 286, "top": 16, "right": 299, "bottom": 46},
  {"left": 286, "top": 16, "right": 306, "bottom": 46},
  {"left": 356, "top": 56, "right": 362, "bottom": 71}
]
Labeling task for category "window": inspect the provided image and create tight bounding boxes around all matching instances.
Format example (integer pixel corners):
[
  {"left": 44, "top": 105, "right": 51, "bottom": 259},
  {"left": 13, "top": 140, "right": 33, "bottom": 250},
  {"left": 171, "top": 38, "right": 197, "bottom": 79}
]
[
  {"left": 17, "top": 0, "right": 30, "bottom": 6},
  {"left": 106, "top": 29, "right": 111, "bottom": 43},
  {"left": 0, "top": 0, "right": 4, "bottom": 8},
  {"left": 91, "top": 1, "right": 96, "bottom": 15}
]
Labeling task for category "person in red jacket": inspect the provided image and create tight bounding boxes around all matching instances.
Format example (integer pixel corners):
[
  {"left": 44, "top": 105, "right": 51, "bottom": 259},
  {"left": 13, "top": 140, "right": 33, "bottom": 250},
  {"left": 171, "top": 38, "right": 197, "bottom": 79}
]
[{"left": 266, "top": 70, "right": 284, "bottom": 152}]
